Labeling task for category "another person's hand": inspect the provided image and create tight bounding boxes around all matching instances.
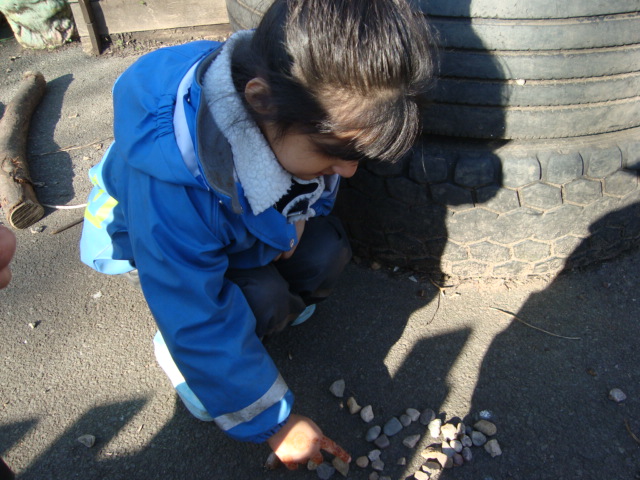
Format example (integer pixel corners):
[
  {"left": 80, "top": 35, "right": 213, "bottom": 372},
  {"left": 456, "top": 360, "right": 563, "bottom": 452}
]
[
  {"left": 275, "top": 220, "right": 306, "bottom": 262},
  {"left": 0, "top": 225, "right": 16, "bottom": 289},
  {"left": 267, "top": 414, "right": 351, "bottom": 470}
]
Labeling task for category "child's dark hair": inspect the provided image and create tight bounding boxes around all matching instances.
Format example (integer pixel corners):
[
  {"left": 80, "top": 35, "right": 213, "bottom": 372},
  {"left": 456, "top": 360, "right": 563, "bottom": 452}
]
[{"left": 231, "top": 0, "right": 437, "bottom": 163}]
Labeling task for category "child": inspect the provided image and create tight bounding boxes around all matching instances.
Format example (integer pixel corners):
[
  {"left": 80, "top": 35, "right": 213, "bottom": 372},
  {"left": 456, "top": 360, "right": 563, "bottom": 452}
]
[{"left": 80, "top": 0, "right": 435, "bottom": 468}]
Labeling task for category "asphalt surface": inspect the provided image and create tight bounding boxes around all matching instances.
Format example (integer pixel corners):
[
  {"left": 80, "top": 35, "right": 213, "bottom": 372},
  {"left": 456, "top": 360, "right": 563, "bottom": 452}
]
[{"left": 1, "top": 32, "right": 640, "bottom": 480}]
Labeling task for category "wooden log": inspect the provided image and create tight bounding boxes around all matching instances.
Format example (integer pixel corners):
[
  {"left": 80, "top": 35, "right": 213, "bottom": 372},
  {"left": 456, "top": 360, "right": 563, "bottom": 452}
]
[{"left": 0, "top": 71, "right": 46, "bottom": 229}]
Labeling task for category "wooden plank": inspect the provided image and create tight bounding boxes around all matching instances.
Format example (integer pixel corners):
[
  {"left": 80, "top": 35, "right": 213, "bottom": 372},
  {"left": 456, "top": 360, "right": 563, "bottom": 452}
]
[
  {"left": 76, "top": 0, "right": 101, "bottom": 54},
  {"left": 69, "top": 0, "right": 229, "bottom": 36}
]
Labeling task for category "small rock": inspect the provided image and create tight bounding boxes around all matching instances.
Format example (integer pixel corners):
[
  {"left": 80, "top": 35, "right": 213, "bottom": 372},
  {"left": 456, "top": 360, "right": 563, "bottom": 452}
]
[
  {"left": 371, "top": 459, "right": 385, "bottom": 471},
  {"left": 369, "top": 473, "right": 379, "bottom": 480},
  {"left": 422, "top": 461, "right": 440, "bottom": 473},
  {"left": 427, "top": 418, "right": 442, "bottom": 438},
  {"left": 402, "top": 433, "right": 421, "bottom": 449},
  {"left": 440, "top": 423, "right": 458, "bottom": 441},
  {"left": 420, "top": 408, "right": 436, "bottom": 425},
  {"left": 397, "top": 457, "right": 406, "bottom": 465},
  {"left": 400, "top": 414, "right": 412, "bottom": 427},
  {"left": 414, "top": 471, "right": 429, "bottom": 480},
  {"left": 380, "top": 477, "right": 392, "bottom": 480},
  {"left": 441, "top": 441, "right": 455, "bottom": 458},
  {"left": 479, "top": 410, "right": 493, "bottom": 420},
  {"left": 453, "top": 453, "right": 464, "bottom": 466},
  {"left": 265, "top": 452, "right": 282, "bottom": 470},
  {"left": 92, "top": 291, "right": 102, "bottom": 299},
  {"left": 450, "top": 439, "right": 463, "bottom": 453},
  {"left": 77, "top": 434, "right": 95, "bottom": 448},
  {"left": 347, "top": 396, "right": 362, "bottom": 414},
  {"left": 420, "top": 446, "right": 439, "bottom": 461},
  {"left": 474, "top": 420, "right": 497, "bottom": 436},
  {"left": 461, "top": 446, "right": 473, "bottom": 462},
  {"left": 366, "top": 425, "right": 382, "bottom": 442},
  {"left": 30, "top": 225, "right": 45, "bottom": 233},
  {"left": 461, "top": 435, "right": 473, "bottom": 448},
  {"left": 609, "top": 388, "right": 627, "bottom": 403},
  {"left": 374, "top": 434, "right": 390, "bottom": 449},
  {"left": 471, "top": 430, "right": 487, "bottom": 447},
  {"left": 456, "top": 422, "right": 466, "bottom": 437},
  {"left": 368, "top": 449, "right": 382, "bottom": 461},
  {"left": 371, "top": 261, "right": 382, "bottom": 271},
  {"left": 406, "top": 408, "right": 420, "bottom": 422},
  {"left": 316, "top": 462, "right": 336, "bottom": 480},
  {"left": 516, "top": 78, "right": 526, "bottom": 86},
  {"left": 361, "top": 405, "right": 374, "bottom": 423},
  {"left": 307, "top": 459, "right": 319, "bottom": 470},
  {"left": 484, "top": 439, "right": 502, "bottom": 458},
  {"left": 332, "top": 457, "right": 349, "bottom": 477},
  {"left": 329, "top": 379, "right": 345, "bottom": 398},
  {"left": 383, "top": 417, "right": 403, "bottom": 437},
  {"left": 356, "top": 456, "right": 369, "bottom": 468}
]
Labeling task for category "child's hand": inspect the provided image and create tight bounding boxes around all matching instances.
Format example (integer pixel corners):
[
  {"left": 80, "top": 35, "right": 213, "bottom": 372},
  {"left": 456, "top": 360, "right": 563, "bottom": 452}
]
[
  {"left": 276, "top": 220, "right": 306, "bottom": 261},
  {"left": 0, "top": 225, "right": 16, "bottom": 289},
  {"left": 267, "top": 414, "right": 351, "bottom": 470}
]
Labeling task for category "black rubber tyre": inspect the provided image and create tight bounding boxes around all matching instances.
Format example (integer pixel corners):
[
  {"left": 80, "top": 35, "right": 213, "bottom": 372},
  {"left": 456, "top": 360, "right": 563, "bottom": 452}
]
[{"left": 334, "top": 128, "right": 640, "bottom": 279}]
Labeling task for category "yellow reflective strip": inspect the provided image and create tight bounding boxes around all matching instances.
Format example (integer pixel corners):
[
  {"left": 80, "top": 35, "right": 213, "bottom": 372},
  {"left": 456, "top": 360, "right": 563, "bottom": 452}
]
[{"left": 84, "top": 196, "right": 118, "bottom": 229}]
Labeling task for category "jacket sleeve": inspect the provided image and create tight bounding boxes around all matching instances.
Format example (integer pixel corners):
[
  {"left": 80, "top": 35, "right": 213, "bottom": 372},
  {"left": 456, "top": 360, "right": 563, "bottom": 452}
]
[{"left": 127, "top": 175, "right": 293, "bottom": 442}]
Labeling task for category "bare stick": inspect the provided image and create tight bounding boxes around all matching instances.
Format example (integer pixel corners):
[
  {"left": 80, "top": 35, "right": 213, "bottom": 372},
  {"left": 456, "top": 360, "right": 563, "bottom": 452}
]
[
  {"left": 489, "top": 306, "right": 581, "bottom": 340},
  {"left": 0, "top": 72, "right": 46, "bottom": 229}
]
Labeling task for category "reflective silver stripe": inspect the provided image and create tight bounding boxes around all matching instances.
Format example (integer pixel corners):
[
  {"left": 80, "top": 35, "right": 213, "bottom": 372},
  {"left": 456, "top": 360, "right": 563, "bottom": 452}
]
[{"left": 214, "top": 374, "right": 289, "bottom": 431}]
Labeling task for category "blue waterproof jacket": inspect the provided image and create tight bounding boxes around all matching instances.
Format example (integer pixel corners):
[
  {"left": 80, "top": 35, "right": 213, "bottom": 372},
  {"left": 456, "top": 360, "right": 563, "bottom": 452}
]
[{"left": 80, "top": 37, "right": 338, "bottom": 442}]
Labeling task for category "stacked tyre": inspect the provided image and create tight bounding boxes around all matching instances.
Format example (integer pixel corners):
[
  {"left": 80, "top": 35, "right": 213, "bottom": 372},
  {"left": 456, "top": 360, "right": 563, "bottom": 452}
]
[{"left": 226, "top": 0, "right": 640, "bottom": 279}]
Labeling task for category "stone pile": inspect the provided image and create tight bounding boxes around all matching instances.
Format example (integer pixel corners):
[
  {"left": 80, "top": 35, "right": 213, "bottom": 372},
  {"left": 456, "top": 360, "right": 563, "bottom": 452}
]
[{"left": 313, "top": 379, "right": 502, "bottom": 479}]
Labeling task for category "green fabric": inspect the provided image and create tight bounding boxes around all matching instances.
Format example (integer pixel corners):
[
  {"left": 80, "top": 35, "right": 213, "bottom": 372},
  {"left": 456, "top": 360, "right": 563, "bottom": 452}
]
[{"left": 0, "top": 0, "right": 75, "bottom": 48}]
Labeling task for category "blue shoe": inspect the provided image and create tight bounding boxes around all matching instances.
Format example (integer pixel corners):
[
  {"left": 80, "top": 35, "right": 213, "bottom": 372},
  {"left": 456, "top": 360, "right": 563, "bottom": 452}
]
[
  {"left": 153, "top": 331, "right": 214, "bottom": 422},
  {"left": 290, "top": 304, "right": 316, "bottom": 326}
]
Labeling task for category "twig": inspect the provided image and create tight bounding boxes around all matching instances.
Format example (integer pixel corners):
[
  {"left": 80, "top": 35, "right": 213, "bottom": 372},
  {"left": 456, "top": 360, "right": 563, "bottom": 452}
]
[
  {"left": 427, "top": 277, "right": 454, "bottom": 324},
  {"left": 624, "top": 418, "right": 640, "bottom": 445},
  {"left": 31, "top": 138, "right": 112, "bottom": 157},
  {"left": 489, "top": 307, "right": 581, "bottom": 340},
  {"left": 50, "top": 216, "right": 83, "bottom": 234}
]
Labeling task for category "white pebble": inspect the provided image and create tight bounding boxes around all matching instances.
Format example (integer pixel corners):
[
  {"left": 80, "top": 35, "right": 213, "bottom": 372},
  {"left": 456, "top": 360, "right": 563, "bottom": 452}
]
[
  {"left": 440, "top": 423, "right": 458, "bottom": 441},
  {"left": 361, "top": 405, "right": 374, "bottom": 423},
  {"left": 484, "top": 438, "right": 502, "bottom": 457},
  {"left": 329, "top": 379, "right": 345, "bottom": 398},
  {"left": 368, "top": 449, "right": 382, "bottom": 461},
  {"left": 428, "top": 418, "right": 442, "bottom": 438},
  {"left": 609, "top": 388, "right": 627, "bottom": 403},
  {"left": 402, "top": 433, "right": 421, "bottom": 449},
  {"left": 347, "top": 396, "right": 361, "bottom": 414},
  {"left": 414, "top": 472, "right": 429, "bottom": 480}
]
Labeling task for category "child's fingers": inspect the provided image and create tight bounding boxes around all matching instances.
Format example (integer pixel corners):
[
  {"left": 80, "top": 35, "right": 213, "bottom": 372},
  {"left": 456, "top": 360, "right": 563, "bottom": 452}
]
[
  {"left": 320, "top": 436, "right": 351, "bottom": 463},
  {"left": 282, "top": 461, "right": 299, "bottom": 470}
]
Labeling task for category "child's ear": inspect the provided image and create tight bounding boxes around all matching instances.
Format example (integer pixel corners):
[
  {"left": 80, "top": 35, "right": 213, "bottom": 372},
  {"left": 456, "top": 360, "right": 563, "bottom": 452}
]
[{"left": 244, "top": 77, "right": 274, "bottom": 115}]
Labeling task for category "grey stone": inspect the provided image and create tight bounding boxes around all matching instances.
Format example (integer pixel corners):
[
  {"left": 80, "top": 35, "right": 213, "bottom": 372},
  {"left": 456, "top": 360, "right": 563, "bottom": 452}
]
[
  {"left": 403, "top": 433, "right": 421, "bottom": 449},
  {"left": 361, "top": 405, "right": 374, "bottom": 423},
  {"left": 609, "top": 388, "right": 627, "bottom": 403},
  {"left": 484, "top": 439, "right": 503, "bottom": 458},
  {"left": 462, "top": 446, "right": 473, "bottom": 462},
  {"left": 461, "top": 435, "right": 473, "bottom": 448},
  {"left": 471, "top": 430, "right": 487, "bottom": 446},
  {"left": 400, "top": 414, "right": 412, "bottom": 427},
  {"left": 346, "top": 396, "right": 361, "bottom": 414},
  {"left": 419, "top": 408, "right": 436, "bottom": 425},
  {"left": 451, "top": 439, "right": 463, "bottom": 453},
  {"left": 441, "top": 441, "right": 455, "bottom": 458},
  {"left": 368, "top": 449, "right": 382, "bottom": 461},
  {"left": 473, "top": 420, "right": 497, "bottom": 436},
  {"left": 371, "top": 459, "right": 385, "bottom": 471},
  {"left": 316, "top": 462, "right": 336, "bottom": 480},
  {"left": 564, "top": 178, "right": 602, "bottom": 205},
  {"left": 332, "top": 457, "right": 349, "bottom": 477},
  {"left": 453, "top": 453, "right": 464, "bottom": 466},
  {"left": 355, "top": 456, "right": 369, "bottom": 468},
  {"left": 406, "top": 408, "right": 421, "bottom": 422},
  {"left": 329, "top": 379, "right": 345, "bottom": 398},
  {"left": 383, "top": 417, "right": 403, "bottom": 437},
  {"left": 520, "top": 182, "right": 562, "bottom": 210},
  {"left": 369, "top": 473, "right": 380, "bottom": 480},
  {"left": 366, "top": 425, "right": 382, "bottom": 442},
  {"left": 77, "top": 434, "right": 95, "bottom": 448},
  {"left": 374, "top": 434, "right": 390, "bottom": 449}
]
